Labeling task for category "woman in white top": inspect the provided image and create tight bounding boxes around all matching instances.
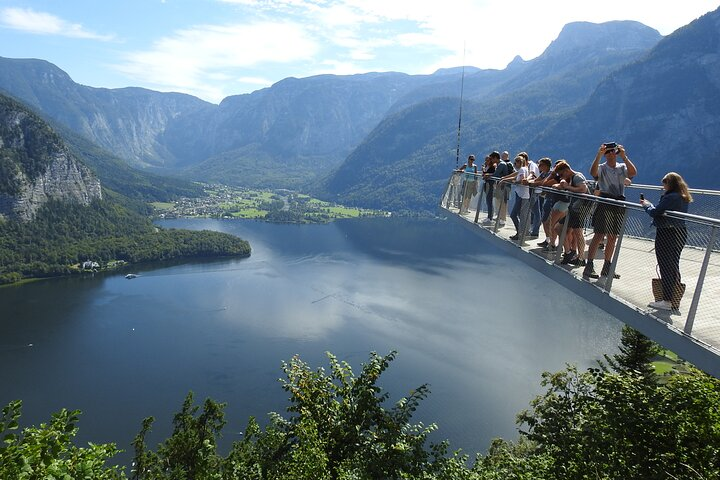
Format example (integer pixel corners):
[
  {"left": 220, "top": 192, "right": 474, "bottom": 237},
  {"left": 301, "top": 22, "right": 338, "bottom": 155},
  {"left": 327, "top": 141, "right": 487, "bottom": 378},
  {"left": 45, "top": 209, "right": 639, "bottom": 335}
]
[{"left": 500, "top": 155, "right": 529, "bottom": 240}]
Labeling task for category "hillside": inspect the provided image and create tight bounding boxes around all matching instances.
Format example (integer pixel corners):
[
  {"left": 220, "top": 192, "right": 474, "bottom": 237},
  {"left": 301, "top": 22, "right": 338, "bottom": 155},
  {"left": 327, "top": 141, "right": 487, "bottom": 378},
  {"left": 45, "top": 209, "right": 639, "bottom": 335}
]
[
  {"left": 529, "top": 6, "right": 720, "bottom": 188},
  {"left": 0, "top": 59, "right": 436, "bottom": 180},
  {"left": 318, "top": 20, "right": 662, "bottom": 211},
  {"left": 0, "top": 93, "right": 250, "bottom": 284}
]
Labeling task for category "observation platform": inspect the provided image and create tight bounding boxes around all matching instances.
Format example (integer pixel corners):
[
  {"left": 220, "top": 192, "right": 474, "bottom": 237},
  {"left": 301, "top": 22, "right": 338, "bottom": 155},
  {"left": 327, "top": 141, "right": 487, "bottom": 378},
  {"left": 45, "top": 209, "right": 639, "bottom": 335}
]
[{"left": 439, "top": 173, "right": 720, "bottom": 378}]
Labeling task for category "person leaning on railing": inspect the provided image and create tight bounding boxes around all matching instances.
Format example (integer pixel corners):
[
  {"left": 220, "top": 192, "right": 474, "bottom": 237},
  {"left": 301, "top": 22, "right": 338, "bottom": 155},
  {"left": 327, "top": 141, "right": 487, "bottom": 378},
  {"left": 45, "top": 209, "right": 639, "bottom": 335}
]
[
  {"left": 528, "top": 158, "right": 554, "bottom": 247},
  {"left": 641, "top": 172, "right": 693, "bottom": 311},
  {"left": 481, "top": 155, "right": 497, "bottom": 222},
  {"left": 457, "top": 154, "right": 478, "bottom": 214},
  {"left": 543, "top": 160, "right": 572, "bottom": 253},
  {"left": 504, "top": 155, "right": 530, "bottom": 241},
  {"left": 552, "top": 160, "right": 590, "bottom": 266}
]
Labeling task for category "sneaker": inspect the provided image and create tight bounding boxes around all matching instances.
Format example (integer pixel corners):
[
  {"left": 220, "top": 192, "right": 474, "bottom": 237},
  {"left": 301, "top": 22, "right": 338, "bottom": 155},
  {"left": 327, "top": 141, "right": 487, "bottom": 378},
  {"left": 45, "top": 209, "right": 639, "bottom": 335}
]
[
  {"left": 482, "top": 218, "right": 494, "bottom": 224},
  {"left": 569, "top": 257, "right": 586, "bottom": 267},
  {"left": 600, "top": 263, "right": 621, "bottom": 279},
  {"left": 498, "top": 221, "right": 506, "bottom": 227},
  {"left": 537, "top": 239, "right": 549, "bottom": 247},
  {"left": 648, "top": 300, "right": 672, "bottom": 311},
  {"left": 561, "top": 251, "right": 577, "bottom": 264},
  {"left": 583, "top": 265, "right": 599, "bottom": 279},
  {"left": 509, "top": 234, "right": 519, "bottom": 240}
]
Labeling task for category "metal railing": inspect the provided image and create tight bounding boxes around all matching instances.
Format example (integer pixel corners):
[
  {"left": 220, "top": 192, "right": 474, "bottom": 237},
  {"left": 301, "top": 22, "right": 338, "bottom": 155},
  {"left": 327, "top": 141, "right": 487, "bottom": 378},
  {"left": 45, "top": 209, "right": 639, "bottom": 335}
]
[{"left": 440, "top": 171, "right": 720, "bottom": 354}]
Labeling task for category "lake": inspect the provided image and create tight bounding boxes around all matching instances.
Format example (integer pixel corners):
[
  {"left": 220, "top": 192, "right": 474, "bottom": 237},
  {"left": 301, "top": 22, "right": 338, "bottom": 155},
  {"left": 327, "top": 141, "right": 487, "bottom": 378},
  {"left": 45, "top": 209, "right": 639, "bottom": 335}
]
[{"left": 0, "top": 217, "right": 621, "bottom": 464}]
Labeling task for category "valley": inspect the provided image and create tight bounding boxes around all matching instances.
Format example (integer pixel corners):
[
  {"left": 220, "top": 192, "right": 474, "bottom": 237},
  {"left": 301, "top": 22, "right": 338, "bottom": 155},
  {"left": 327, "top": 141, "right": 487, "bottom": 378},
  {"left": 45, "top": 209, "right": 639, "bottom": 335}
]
[{"left": 151, "top": 183, "right": 388, "bottom": 223}]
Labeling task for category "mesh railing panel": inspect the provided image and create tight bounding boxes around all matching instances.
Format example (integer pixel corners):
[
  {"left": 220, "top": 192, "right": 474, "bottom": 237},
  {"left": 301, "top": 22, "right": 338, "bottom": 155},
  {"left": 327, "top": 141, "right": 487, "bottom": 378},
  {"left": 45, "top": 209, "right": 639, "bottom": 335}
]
[{"left": 439, "top": 174, "right": 720, "bottom": 354}]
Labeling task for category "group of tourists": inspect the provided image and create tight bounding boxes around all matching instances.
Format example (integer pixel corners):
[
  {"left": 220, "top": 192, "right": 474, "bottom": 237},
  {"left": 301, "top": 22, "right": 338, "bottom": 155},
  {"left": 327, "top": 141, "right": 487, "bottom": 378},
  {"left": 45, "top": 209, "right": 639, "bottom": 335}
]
[{"left": 455, "top": 141, "right": 693, "bottom": 311}]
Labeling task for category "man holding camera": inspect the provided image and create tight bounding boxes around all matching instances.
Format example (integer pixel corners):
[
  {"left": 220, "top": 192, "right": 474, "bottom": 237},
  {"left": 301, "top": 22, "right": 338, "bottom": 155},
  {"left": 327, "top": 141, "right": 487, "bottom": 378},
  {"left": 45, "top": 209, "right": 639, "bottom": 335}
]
[{"left": 583, "top": 142, "right": 638, "bottom": 279}]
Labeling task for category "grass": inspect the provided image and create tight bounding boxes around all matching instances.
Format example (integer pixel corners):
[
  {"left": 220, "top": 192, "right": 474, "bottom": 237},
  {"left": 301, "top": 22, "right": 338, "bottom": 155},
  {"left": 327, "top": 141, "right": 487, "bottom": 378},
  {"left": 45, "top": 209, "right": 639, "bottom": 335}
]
[
  {"left": 150, "top": 202, "right": 175, "bottom": 211},
  {"left": 152, "top": 184, "right": 386, "bottom": 224}
]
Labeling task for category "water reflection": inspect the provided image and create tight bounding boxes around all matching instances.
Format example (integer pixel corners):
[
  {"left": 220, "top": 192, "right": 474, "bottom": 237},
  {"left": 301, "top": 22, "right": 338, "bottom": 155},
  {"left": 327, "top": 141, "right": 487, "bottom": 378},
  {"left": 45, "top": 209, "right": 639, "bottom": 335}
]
[{"left": 0, "top": 217, "right": 620, "bottom": 466}]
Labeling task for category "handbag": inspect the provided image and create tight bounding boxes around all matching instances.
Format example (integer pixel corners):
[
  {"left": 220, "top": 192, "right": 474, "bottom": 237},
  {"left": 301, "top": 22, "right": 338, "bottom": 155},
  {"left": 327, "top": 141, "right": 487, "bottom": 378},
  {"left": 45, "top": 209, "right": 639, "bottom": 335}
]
[{"left": 652, "top": 265, "right": 686, "bottom": 309}]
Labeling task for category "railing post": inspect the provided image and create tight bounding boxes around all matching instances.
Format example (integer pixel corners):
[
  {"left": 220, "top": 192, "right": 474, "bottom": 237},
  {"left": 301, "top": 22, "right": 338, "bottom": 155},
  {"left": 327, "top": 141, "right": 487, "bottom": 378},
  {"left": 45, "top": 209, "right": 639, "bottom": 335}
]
[
  {"left": 493, "top": 182, "right": 506, "bottom": 233},
  {"left": 474, "top": 178, "right": 484, "bottom": 224},
  {"left": 518, "top": 190, "right": 535, "bottom": 244},
  {"left": 685, "top": 225, "right": 717, "bottom": 335},
  {"left": 554, "top": 211, "right": 571, "bottom": 264},
  {"left": 442, "top": 175, "right": 455, "bottom": 209}
]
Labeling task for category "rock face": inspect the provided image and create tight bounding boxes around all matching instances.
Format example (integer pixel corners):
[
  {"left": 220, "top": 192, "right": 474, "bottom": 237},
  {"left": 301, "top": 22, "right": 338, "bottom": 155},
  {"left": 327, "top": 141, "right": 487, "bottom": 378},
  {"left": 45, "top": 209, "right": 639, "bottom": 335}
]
[{"left": 0, "top": 94, "right": 101, "bottom": 221}]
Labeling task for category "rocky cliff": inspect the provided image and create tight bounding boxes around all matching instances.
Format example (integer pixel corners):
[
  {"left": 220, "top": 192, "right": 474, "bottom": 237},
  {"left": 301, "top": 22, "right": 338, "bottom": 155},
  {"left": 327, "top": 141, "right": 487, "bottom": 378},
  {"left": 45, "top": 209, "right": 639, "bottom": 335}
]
[{"left": 0, "top": 94, "right": 101, "bottom": 221}]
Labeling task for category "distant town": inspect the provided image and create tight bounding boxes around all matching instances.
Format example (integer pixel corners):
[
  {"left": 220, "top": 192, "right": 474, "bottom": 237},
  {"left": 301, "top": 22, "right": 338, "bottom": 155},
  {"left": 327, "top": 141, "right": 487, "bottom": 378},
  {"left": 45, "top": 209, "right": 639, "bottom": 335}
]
[{"left": 151, "top": 184, "right": 389, "bottom": 223}]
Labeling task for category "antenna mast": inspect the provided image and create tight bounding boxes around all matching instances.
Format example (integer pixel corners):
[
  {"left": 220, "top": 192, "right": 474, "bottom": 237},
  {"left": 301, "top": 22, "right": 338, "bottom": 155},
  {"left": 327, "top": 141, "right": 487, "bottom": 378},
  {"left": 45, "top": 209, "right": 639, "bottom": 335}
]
[{"left": 455, "top": 44, "right": 466, "bottom": 169}]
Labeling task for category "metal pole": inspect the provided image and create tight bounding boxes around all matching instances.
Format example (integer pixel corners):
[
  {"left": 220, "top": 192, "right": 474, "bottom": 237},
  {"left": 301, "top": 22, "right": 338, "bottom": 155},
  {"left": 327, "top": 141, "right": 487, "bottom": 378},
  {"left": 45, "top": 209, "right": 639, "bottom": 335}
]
[
  {"left": 554, "top": 213, "right": 570, "bottom": 264},
  {"left": 685, "top": 225, "right": 717, "bottom": 335},
  {"left": 493, "top": 183, "right": 505, "bottom": 233},
  {"left": 518, "top": 190, "right": 534, "bottom": 244},
  {"left": 474, "top": 178, "right": 484, "bottom": 224},
  {"left": 603, "top": 205, "right": 629, "bottom": 292}
]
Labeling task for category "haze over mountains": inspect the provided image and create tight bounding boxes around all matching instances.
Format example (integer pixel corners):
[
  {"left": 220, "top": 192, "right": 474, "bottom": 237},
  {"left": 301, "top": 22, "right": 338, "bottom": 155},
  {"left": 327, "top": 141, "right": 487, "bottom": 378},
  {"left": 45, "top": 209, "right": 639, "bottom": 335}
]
[{"left": 1, "top": 6, "right": 719, "bottom": 212}]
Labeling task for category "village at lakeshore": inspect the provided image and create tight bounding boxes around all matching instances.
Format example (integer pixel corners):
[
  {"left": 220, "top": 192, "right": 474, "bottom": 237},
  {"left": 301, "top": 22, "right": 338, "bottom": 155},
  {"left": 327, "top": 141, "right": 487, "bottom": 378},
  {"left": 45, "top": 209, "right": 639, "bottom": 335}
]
[{"left": 150, "top": 184, "right": 389, "bottom": 223}]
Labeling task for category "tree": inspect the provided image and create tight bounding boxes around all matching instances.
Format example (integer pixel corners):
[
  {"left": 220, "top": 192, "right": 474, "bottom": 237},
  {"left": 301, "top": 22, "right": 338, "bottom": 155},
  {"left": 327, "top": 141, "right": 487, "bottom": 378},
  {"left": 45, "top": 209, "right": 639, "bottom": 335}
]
[
  {"left": 0, "top": 400, "right": 123, "bottom": 479},
  {"left": 601, "top": 325, "right": 661, "bottom": 379}
]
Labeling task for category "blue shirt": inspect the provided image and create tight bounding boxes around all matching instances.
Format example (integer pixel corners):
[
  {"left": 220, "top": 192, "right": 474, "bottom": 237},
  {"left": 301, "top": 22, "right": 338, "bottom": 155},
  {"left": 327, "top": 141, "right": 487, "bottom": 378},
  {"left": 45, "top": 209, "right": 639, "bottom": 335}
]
[{"left": 644, "top": 191, "right": 689, "bottom": 228}]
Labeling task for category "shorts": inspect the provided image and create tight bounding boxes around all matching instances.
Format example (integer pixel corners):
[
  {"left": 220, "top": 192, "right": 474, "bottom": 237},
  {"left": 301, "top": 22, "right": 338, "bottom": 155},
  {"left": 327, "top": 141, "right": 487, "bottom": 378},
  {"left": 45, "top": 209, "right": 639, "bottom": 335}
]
[
  {"left": 541, "top": 197, "right": 555, "bottom": 222},
  {"left": 591, "top": 202, "right": 625, "bottom": 235},
  {"left": 552, "top": 201, "right": 569, "bottom": 213},
  {"left": 567, "top": 200, "right": 591, "bottom": 229}
]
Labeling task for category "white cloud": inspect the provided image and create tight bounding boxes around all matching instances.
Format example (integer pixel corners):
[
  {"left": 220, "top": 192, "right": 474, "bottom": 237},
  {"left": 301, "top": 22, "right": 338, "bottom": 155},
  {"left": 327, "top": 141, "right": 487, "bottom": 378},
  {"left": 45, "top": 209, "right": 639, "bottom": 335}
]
[
  {"left": 109, "top": 0, "right": 720, "bottom": 100},
  {"left": 113, "top": 21, "right": 318, "bottom": 102},
  {"left": 0, "top": 7, "right": 114, "bottom": 41}
]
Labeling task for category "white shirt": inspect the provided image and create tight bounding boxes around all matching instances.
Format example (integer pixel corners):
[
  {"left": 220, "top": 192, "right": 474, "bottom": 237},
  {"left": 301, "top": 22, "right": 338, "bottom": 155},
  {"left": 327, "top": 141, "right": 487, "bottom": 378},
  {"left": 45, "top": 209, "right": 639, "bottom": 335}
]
[{"left": 513, "top": 166, "right": 530, "bottom": 199}]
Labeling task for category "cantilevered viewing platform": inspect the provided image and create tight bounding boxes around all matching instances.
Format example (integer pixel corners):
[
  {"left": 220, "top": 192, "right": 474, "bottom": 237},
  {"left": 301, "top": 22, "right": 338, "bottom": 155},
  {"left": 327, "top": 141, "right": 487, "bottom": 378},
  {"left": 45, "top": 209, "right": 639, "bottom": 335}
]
[{"left": 439, "top": 172, "right": 720, "bottom": 378}]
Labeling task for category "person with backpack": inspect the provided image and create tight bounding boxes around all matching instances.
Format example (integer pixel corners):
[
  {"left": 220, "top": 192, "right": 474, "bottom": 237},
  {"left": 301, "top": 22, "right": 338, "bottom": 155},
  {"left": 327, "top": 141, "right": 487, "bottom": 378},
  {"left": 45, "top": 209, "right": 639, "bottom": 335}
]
[{"left": 485, "top": 150, "right": 514, "bottom": 226}]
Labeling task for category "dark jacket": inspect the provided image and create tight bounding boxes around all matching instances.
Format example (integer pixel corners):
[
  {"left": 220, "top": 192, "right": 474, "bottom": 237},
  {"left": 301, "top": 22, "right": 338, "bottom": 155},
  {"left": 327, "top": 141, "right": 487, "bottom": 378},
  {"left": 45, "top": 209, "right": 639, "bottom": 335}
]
[{"left": 643, "top": 191, "right": 689, "bottom": 228}]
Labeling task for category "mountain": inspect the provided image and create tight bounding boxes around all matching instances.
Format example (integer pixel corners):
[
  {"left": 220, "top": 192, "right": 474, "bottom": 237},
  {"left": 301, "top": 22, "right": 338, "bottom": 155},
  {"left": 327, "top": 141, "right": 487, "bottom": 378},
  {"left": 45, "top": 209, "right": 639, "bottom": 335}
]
[
  {"left": 529, "top": 6, "right": 720, "bottom": 188},
  {"left": 179, "top": 72, "right": 434, "bottom": 186},
  {"left": 0, "top": 59, "right": 435, "bottom": 180},
  {"left": 319, "top": 20, "right": 662, "bottom": 211},
  {"left": 0, "top": 94, "right": 101, "bottom": 221},
  {"left": 0, "top": 57, "right": 214, "bottom": 168},
  {"left": 0, "top": 92, "right": 250, "bottom": 284}
]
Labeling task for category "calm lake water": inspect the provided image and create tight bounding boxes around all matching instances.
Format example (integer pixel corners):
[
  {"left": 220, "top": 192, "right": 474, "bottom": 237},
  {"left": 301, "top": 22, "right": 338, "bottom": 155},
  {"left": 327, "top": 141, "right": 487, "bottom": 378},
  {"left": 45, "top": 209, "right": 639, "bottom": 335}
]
[{"left": 0, "top": 217, "right": 620, "bottom": 464}]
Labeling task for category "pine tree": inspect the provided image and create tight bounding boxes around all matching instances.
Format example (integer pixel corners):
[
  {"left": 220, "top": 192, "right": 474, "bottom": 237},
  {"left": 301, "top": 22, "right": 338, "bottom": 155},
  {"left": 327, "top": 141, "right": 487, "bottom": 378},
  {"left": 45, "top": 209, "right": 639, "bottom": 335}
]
[{"left": 602, "top": 325, "right": 660, "bottom": 379}]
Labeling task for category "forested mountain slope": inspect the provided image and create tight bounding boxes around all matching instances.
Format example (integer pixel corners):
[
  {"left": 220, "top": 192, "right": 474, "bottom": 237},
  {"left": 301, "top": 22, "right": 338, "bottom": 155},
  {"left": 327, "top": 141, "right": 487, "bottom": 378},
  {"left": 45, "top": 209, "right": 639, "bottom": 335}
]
[
  {"left": 0, "top": 93, "right": 249, "bottom": 284},
  {"left": 318, "top": 21, "right": 662, "bottom": 211}
]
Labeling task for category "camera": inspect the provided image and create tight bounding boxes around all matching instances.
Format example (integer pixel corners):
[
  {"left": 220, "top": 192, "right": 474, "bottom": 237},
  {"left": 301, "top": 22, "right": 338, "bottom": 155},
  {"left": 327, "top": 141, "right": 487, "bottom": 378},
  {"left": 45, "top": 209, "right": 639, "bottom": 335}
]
[{"left": 604, "top": 142, "right": 617, "bottom": 150}]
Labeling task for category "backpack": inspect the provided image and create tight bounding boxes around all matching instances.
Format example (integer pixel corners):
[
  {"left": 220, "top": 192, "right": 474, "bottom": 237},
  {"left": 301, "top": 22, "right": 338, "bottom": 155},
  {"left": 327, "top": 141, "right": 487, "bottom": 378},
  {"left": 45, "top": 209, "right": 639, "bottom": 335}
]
[{"left": 504, "top": 160, "right": 515, "bottom": 175}]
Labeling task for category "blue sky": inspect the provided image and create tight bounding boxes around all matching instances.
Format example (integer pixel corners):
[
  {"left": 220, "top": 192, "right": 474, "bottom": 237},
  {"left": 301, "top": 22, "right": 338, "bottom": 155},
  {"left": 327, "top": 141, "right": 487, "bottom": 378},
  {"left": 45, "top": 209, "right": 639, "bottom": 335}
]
[{"left": 1, "top": 0, "right": 718, "bottom": 103}]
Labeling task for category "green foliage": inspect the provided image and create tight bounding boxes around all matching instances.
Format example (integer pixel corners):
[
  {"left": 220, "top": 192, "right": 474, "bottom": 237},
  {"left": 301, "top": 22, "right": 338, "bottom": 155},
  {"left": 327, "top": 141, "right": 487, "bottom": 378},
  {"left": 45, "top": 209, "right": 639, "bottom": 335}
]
[
  {"left": 0, "top": 400, "right": 123, "bottom": 479},
  {"left": 3, "top": 347, "right": 720, "bottom": 479},
  {"left": 517, "top": 364, "right": 720, "bottom": 479},
  {"left": 601, "top": 325, "right": 661, "bottom": 378},
  {"left": 130, "top": 351, "right": 468, "bottom": 480},
  {"left": 0, "top": 198, "right": 250, "bottom": 284}
]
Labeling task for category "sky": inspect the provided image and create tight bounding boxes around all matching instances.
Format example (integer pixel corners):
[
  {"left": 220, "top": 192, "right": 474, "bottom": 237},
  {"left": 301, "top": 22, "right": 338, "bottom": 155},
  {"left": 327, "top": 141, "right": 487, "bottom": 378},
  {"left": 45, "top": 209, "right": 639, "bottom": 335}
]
[{"left": 1, "top": 1, "right": 718, "bottom": 104}]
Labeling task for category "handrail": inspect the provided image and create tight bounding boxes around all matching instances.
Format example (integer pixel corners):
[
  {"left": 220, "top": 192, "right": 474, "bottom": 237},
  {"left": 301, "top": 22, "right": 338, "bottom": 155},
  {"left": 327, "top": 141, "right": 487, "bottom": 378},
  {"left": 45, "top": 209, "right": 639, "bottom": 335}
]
[
  {"left": 465, "top": 173, "right": 720, "bottom": 227},
  {"left": 441, "top": 169, "right": 720, "bottom": 376}
]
